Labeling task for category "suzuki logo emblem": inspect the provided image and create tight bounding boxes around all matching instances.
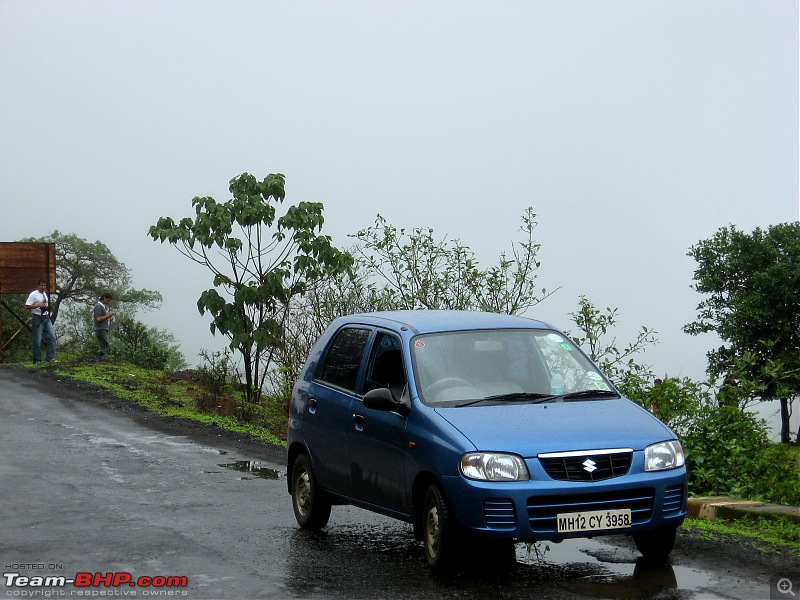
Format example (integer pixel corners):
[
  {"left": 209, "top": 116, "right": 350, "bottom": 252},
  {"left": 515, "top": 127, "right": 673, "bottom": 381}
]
[{"left": 582, "top": 459, "right": 597, "bottom": 473}]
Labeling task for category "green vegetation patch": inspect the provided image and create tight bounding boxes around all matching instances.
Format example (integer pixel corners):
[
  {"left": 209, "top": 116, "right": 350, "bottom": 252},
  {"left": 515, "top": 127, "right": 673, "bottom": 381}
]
[
  {"left": 683, "top": 406, "right": 800, "bottom": 506},
  {"left": 682, "top": 516, "right": 800, "bottom": 555},
  {"left": 48, "top": 359, "right": 285, "bottom": 447}
]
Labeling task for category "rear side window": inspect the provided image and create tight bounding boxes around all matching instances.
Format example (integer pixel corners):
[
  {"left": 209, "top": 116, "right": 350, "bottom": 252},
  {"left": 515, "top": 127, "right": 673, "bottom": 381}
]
[{"left": 318, "top": 327, "right": 371, "bottom": 391}]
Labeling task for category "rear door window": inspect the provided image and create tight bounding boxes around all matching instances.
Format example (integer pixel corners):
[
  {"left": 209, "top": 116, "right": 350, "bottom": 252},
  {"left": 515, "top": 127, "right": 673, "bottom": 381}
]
[{"left": 317, "top": 327, "right": 371, "bottom": 391}]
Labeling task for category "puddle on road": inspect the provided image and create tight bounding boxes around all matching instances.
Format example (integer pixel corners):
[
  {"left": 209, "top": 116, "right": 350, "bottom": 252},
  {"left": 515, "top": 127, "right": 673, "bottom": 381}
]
[
  {"left": 217, "top": 460, "right": 284, "bottom": 480},
  {"left": 517, "top": 538, "right": 730, "bottom": 599}
]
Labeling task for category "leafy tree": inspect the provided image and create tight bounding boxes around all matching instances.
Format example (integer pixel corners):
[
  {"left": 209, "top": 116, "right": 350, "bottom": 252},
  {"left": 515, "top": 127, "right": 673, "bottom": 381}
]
[
  {"left": 51, "top": 302, "right": 95, "bottom": 352},
  {"left": 684, "top": 222, "right": 800, "bottom": 443},
  {"left": 722, "top": 340, "right": 799, "bottom": 443},
  {"left": 567, "top": 295, "right": 658, "bottom": 383},
  {"left": 352, "top": 207, "right": 554, "bottom": 314},
  {"left": 20, "top": 231, "right": 162, "bottom": 324},
  {"left": 149, "top": 172, "right": 353, "bottom": 402}
]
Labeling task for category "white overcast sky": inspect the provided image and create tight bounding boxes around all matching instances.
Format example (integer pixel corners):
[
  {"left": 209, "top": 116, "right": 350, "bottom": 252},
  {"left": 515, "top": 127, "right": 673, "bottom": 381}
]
[{"left": 1, "top": 0, "right": 798, "bottom": 391}]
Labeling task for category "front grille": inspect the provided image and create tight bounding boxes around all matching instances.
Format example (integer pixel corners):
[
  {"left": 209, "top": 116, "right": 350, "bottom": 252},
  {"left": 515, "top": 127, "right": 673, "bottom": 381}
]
[
  {"left": 527, "top": 487, "right": 655, "bottom": 534},
  {"left": 483, "top": 498, "right": 516, "bottom": 529},
  {"left": 539, "top": 451, "right": 633, "bottom": 482}
]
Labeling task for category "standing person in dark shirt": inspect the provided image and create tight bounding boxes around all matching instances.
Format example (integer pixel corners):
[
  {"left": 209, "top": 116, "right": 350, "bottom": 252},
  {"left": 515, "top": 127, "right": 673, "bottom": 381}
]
[{"left": 93, "top": 293, "right": 115, "bottom": 358}]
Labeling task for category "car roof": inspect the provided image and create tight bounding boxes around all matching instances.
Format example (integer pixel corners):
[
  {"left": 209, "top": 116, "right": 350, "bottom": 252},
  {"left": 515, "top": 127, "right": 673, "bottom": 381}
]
[{"left": 340, "top": 310, "right": 553, "bottom": 335}]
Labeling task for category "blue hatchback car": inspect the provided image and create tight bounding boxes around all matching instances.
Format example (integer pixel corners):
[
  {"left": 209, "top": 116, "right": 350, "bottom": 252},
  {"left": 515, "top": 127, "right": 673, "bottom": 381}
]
[{"left": 287, "top": 311, "right": 687, "bottom": 569}]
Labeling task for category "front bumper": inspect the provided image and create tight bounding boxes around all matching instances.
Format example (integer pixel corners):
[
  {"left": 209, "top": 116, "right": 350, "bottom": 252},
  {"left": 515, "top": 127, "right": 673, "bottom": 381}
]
[{"left": 437, "top": 464, "right": 687, "bottom": 542}]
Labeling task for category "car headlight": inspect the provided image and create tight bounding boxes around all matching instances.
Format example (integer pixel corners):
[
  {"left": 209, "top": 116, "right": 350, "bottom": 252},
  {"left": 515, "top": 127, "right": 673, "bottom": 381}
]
[
  {"left": 644, "top": 440, "right": 685, "bottom": 471},
  {"left": 460, "top": 452, "right": 530, "bottom": 481}
]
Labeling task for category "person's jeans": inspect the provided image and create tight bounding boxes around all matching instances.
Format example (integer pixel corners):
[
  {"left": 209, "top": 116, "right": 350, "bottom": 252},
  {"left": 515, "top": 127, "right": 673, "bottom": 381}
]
[
  {"left": 31, "top": 314, "right": 56, "bottom": 362},
  {"left": 96, "top": 329, "right": 111, "bottom": 356}
]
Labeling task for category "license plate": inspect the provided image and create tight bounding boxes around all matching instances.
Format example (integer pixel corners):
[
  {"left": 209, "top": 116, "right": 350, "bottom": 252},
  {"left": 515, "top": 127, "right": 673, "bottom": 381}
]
[{"left": 556, "top": 508, "right": 632, "bottom": 533}]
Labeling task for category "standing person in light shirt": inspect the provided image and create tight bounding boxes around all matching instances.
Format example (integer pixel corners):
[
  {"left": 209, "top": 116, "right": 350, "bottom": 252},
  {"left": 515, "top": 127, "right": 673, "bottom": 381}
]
[{"left": 24, "top": 277, "right": 56, "bottom": 364}]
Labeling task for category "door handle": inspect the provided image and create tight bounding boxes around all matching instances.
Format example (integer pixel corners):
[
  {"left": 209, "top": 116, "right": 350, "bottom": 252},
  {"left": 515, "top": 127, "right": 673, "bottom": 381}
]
[{"left": 352, "top": 413, "right": 365, "bottom": 427}]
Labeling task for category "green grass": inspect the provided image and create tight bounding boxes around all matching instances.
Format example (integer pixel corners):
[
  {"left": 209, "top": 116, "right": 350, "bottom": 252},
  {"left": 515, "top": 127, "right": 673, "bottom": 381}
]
[{"left": 682, "top": 516, "right": 800, "bottom": 555}]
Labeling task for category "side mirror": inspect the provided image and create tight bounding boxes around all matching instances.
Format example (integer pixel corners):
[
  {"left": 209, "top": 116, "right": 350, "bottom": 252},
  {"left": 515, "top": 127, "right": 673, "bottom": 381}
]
[{"left": 363, "top": 387, "right": 410, "bottom": 416}]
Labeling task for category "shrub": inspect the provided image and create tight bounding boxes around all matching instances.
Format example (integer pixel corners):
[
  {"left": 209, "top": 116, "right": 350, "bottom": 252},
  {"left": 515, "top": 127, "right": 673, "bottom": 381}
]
[
  {"left": 112, "top": 314, "right": 185, "bottom": 372},
  {"left": 750, "top": 443, "right": 800, "bottom": 506},
  {"left": 115, "top": 343, "right": 171, "bottom": 371},
  {"left": 192, "top": 349, "right": 239, "bottom": 412},
  {"left": 681, "top": 405, "right": 799, "bottom": 505},
  {"left": 197, "top": 349, "right": 239, "bottom": 395}
]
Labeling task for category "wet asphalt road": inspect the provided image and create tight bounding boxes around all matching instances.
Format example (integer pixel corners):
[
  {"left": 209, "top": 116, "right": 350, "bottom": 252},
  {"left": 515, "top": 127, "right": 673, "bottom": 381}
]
[{"left": 0, "top": 368, "right": 794, "bottom": 600}]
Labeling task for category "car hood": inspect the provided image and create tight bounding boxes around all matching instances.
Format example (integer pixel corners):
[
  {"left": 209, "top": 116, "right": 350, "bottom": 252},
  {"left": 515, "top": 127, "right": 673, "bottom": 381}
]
[{"left": 433, "top": 399, "right": 674, "bottom": 456}]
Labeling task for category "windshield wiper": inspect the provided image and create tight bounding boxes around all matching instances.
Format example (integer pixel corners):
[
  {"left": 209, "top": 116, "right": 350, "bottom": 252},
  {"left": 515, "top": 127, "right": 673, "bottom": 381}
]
[
  {"left": 456, "top": 392, "right": 557, "bottom": 408},
  {"left": 454, "top": 389, "right": 619, "bottom": 408},
  {"left": 561, "top": 389, "right": 620, "bottom": 400}
]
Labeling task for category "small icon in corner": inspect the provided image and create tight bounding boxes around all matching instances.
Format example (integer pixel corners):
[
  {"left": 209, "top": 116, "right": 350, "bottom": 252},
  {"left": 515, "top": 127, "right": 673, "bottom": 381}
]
[{"left": 777, "top": 578, "right": 795, "bottom": 597}]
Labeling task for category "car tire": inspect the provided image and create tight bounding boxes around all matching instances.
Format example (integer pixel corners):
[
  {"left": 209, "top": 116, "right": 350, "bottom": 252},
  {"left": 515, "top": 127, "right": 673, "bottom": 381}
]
[
  {"left": 422, "top": 484, "right": 458, "bottom": 571},
  {"left": 291, "top": 453, "right": 331, "bottom": 530},
  {"left": 633, "top": 525, "right": 677, "bottom": 562}
]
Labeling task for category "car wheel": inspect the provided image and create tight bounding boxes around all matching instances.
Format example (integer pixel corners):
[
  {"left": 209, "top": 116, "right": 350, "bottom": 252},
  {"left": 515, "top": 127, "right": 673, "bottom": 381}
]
[
  {"left": 291, "top": 453, "right": 331, "bottom": 530},
  {"left": 422, "top": 484, "right": 458, "bottom": 571},
  {"left": 633, "top": 526, "right": 677, "bottom": 562}
]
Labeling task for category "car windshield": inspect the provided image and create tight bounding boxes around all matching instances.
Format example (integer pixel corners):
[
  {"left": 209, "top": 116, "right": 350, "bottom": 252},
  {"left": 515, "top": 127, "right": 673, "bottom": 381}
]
[{"left": 411, "top": 329, "right": 616, "bottom": 406}]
